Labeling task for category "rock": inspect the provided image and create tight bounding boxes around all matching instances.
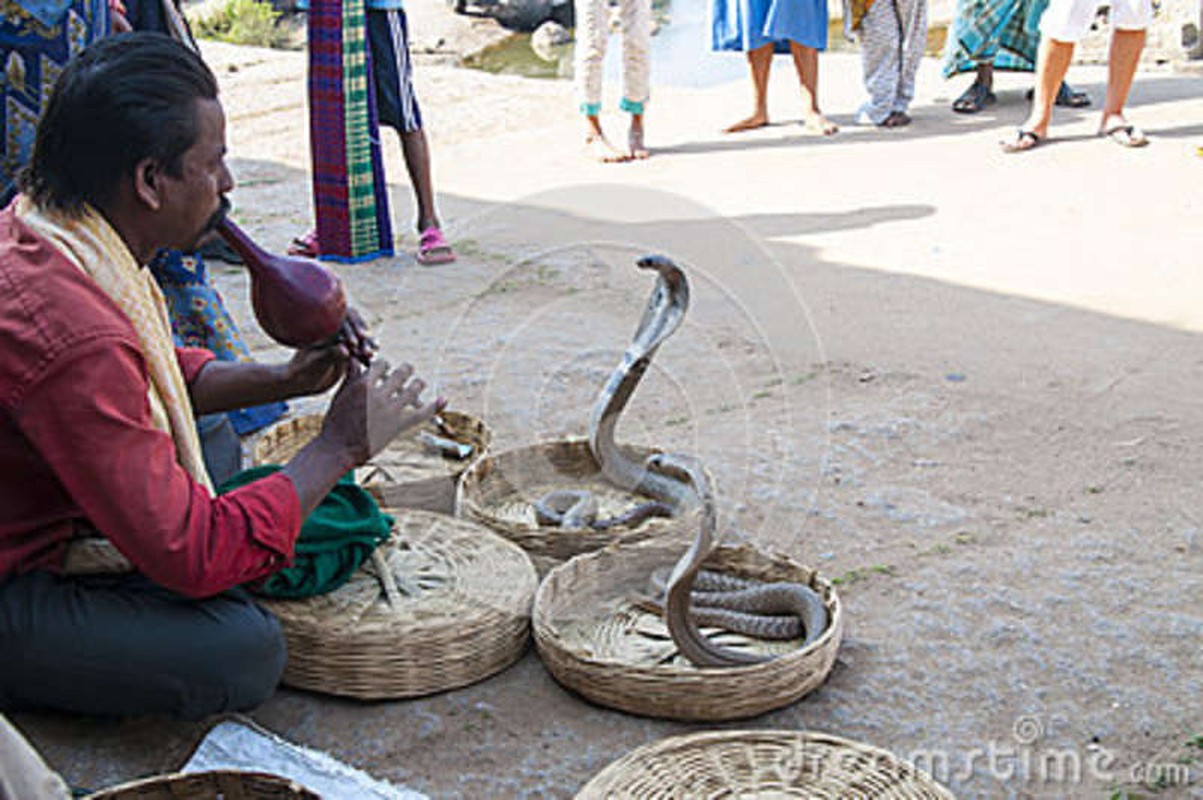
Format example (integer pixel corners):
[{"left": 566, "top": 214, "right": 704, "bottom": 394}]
[
  {"left": 493, "top": 0, "right": 568, "bottom": 31},
  {"left": 530, "top": 20, "right": 571, "bottom": 62}
]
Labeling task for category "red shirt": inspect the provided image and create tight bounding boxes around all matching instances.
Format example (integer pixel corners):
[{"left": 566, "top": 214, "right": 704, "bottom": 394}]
[{"left": 0, "top": 205, "right": 301, "bottom": 598}]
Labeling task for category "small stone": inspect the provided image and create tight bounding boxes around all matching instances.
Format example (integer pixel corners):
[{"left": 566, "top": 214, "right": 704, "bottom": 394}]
[{"left": 531, "top": 21, "right": 571, "bottom": 61}]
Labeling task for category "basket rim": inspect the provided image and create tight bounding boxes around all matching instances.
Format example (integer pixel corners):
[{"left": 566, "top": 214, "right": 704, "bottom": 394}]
[
  {"left": 575, "top": 728, "right": 957, "bottom": 799},
  {"left": 534, "top": 540, "right": 843, "bottom": 676}
]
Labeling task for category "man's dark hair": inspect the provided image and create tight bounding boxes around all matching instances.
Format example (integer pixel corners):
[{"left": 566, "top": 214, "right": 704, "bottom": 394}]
[{"left": 21, "top": 33, "right": 219, "bottom": 213}]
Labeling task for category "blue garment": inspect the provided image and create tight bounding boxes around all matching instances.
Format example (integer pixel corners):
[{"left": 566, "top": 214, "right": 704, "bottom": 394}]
[
  {"left": 148, "top": 249, "right": 288, "bottom": 437},
  {"left": 296, "top": 0, "right": 403, "bottom": 13},
  {"left": 711, "top": 0, "right": 828, "bottom": 53},
  {"left": 0, "top": 0, "right": 109, "bottom": 205}
]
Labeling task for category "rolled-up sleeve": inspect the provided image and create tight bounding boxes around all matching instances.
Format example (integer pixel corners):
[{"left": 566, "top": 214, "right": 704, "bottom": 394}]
[
  {"left": 175, "top": 346, "right": 216, "bottom": 383},
  {"left": 15, "top": 337, "right": 302, "bottom": 598}
]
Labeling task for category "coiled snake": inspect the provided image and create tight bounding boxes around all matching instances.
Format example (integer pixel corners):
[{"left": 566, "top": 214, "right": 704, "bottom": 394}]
[{"left": 535, "top": 255, "right": 828, "bottom": 667}]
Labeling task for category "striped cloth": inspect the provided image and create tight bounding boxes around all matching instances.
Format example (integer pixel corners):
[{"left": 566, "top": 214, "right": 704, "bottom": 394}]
[
  {"left": 308, "top": 0, "right": 394, "bottom": 263},
  {"left": 942, "top": 0, "right": 1048, "bottom": 77}
]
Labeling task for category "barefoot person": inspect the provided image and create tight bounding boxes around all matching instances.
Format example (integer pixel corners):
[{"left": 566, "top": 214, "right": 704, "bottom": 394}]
[
  {"left": 1001, "top": 0, "right": 1151, "bottom": 151},
  {"left": 942, "top": 0, "right": 1089, "bottom": 114},
  {"left": 574, "top": 0, "right": 652, "bottom": 161},
  {"left": 712, "top": 0, "right": 837, "bottom": 134},
  {"left": 0, "top": 34, "right": 445, "bottom": 719}
]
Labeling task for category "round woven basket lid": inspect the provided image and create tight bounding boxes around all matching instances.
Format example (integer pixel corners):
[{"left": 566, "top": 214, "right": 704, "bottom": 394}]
[
  {"left": 533, "top": 540, "right": 843, "bottom": 721},
  {"left": 84, "top": 770, "right": 318, "bottom": 799},
  {"left": 250, "top": 411, "right": 490, "bottom": 513},
  {"left": 574, "top": 730, "right": 956, "bottom": 799},
  {"left": 457, "top": 439, "right": 689, "bottom": 575},
  {"left": 258, "top": 509, "right": 537, "bottom": 700}
]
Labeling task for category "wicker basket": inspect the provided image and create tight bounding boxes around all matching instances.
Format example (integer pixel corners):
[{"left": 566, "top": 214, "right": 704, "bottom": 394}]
[
  {"left": 251, "top": 411, "right": 490, "bottom": 514},
  {"left": 84, "top": 770, "right": 318, "bottom": 799},
  {"left": 256, "top": 509, "right": 536, "bottom": 699},
  {"left": 533, "top": 539, "right": 843, "bottom": 721},
  {"left": 456, "top": 439, "right": 691, "bottom": 575},
  {"left": 574, "top": 730, "right": 956, "bottom": 799}
]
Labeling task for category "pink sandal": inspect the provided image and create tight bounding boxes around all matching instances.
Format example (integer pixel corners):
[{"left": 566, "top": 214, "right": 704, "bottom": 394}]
[{"left": 416, "top": 226, "right": 455, "bottom": 266}]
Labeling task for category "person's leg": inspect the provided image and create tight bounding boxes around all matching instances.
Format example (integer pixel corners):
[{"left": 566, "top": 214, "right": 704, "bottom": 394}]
[
  {"left": 619, "top": 0, "right": 652, "bottom": 158},
  {"left": 0, "top": 572, "right": 286, "bottom": 720},
  {"left": 1007, "top": 36, "right": 1073, "bottom": 146},
  {"left": 891, "top": 0, "right": 928, "bottom": 121},
  {"left": 574, "top": 0, "right": 626, "bottom": 160},
  {"left": 1097, "top": 0, "right": 1150, "bottom": 143},
  {"left": 1101, "top": 28, "right": 1146, "bottom": 118},
  {"left": 1005, "top": 0, "right": 1087, "bottom": 148},
  {"left": 368, "top": 9, "right": 447, "bottom": 238},
  {"left": 789, "top": 41, "right": 837, "bottom": 134},
  {"left": 724, "top": 43, "right": 774, "bottom": 133},
  {"left": 856, "top": 0, "right": 901, "bottom": 126}
]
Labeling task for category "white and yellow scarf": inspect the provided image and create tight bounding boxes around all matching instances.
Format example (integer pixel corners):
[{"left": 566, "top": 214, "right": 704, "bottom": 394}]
[{"left": 16, "top": 198, "right": 214, "bottom": 495}]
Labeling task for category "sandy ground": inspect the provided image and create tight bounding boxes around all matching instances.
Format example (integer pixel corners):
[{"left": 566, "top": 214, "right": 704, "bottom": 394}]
[{"left": 10, "top": 11, "right": 1203, "bottom": 800}]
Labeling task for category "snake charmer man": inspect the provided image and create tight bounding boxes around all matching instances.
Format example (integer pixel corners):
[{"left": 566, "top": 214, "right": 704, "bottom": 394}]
[{"left": 0, "top": 33, "right": 445, "bottom": 719}]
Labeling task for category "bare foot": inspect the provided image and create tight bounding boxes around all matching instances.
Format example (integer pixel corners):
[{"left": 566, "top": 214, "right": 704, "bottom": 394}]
[
  {"left": 881, "top": 111, "right": 911, "bottom": 128},
  {"left": 628, "top": 120, "right": 649, "bottom": 160},
  {"left": 724, "top": 112, "right": 768, "bottom": 134},
  {"left": 585, "top": 133, "right": 630, "bottom": 163},
  {"left": 802, "top": 113, "right": 838, "bottom": 136}
]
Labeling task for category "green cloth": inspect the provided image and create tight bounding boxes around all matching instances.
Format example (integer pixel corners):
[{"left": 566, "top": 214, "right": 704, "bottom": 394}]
[{"left": 218, "top": 465, "right": 393, "bottom": 599}]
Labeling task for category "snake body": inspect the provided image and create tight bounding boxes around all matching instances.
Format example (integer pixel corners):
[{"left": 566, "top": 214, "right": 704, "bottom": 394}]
[
  {"left": 645, "top": 569, "right": 826, "bottom": 641},
  {"left": 533, "top": 490, "right": 673, "bottom": 530}
]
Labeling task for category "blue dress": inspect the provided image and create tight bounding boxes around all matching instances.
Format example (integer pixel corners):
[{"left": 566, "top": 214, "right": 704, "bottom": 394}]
[{"left": 711, "top": 0, "right": 828, "bottom": 53}]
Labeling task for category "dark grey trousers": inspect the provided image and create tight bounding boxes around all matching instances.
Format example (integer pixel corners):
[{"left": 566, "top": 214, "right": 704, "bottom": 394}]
[{"left": 0, "top": 572, "right": 286, "bottom": 720}]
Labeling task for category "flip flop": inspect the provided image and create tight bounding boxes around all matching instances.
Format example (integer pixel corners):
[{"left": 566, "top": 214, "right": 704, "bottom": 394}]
[
  {"left": 287, "top": 229, "right": 319, "bottom": 258},
  {"left": 416, "top": 226, "right": 456, "bottom": 266},
  {"left": 953, "top": 82, "right": 996, "bottom": 114},
  {"left": 1099, "top": 123, "right": 1149, "bottom": 148},
  {"left": 1000, "top": 129, "right": 1043, "bottom": 153}
]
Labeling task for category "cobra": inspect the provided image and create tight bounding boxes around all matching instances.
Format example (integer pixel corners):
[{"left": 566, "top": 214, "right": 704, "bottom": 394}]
[{"left": 533, "top": 255, "right": 696, "bottom": 528}]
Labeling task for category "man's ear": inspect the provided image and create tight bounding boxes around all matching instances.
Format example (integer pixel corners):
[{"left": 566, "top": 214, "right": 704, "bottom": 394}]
[{"left": 132, "top": 157, "right": 164, "bottom": 211}]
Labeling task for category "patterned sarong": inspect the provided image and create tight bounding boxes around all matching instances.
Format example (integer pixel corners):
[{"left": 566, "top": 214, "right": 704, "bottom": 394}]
[
  {"left": 942, "top": 0, "right": 1048, "bottom": 77},
  {"left": 0, "top": 0, "right": 108, "bottom": 205},
  {"left": 307, "top": 0, "right": 393, "bottom": 263},
  {"left": 149, "top": 249, "right": 288, "bottom": 436}
]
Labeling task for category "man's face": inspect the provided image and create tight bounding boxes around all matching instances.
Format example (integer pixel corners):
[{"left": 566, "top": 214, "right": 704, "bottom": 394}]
[{"left": 158, "top": 97, "right": 234, "bottom": 252}]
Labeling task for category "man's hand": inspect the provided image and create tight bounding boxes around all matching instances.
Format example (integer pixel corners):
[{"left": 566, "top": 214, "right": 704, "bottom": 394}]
[
  {"left": 339, "top": 308, "right": 378, "bottom": 365},
  {"left": 319, "top": 359, "right": 446, "bottom": 466},
  {"left": 283, "top": 341, "right": 351, "bottom": 397}
]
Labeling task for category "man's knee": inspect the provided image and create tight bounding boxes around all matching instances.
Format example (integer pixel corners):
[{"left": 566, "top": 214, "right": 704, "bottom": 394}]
[{"left": 204, "top": 601, "right": 287, "bottom": 714}]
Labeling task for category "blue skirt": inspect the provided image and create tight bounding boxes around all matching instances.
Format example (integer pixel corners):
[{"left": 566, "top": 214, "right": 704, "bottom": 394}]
[{"left": 711, "top": 0, "right": 828, "bottom": 53}]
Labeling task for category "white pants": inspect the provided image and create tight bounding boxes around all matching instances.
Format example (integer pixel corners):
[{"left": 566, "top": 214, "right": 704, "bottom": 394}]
[
  {"left": 857, "top": 0, "right": 928, "bottom": 124},
  {"left": 574, "top": 0, "right": 652, "bottom": 115},
  {"left": 1040, "top": 0, "right": 1153, "bottom": 42}
]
